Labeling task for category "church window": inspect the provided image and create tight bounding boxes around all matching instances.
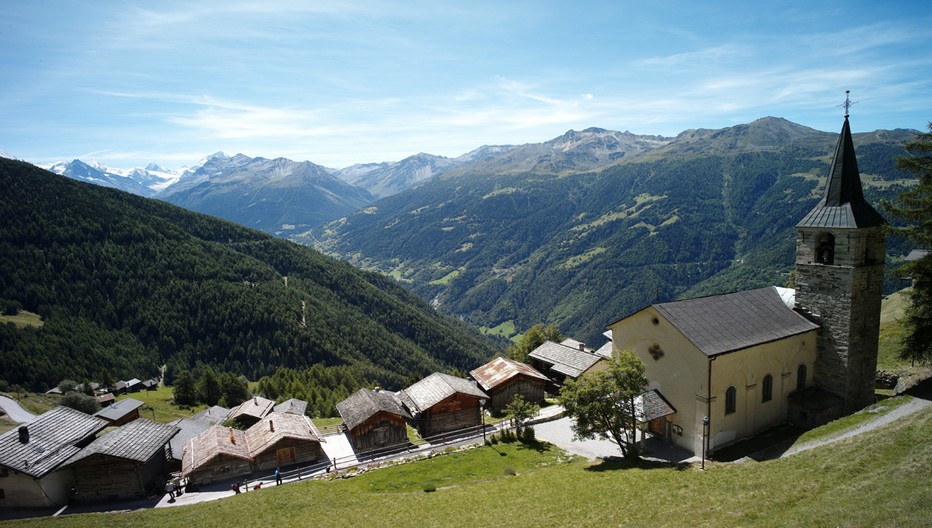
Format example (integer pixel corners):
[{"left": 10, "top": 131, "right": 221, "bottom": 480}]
[
  {"left": 797, "top": 364, "right": 807, "bottom": 390},
  {"left": 648, "top": 343, "right": 664, "bottom": 360},
  {"left": 725, "top": 386, "right": 736, "bottom": 415},
  {"left": 815, "top": 233, "right": 835, "bottom": 265},
  {"left": 762, "top": 374, "right": 773, "bottom": 402}
]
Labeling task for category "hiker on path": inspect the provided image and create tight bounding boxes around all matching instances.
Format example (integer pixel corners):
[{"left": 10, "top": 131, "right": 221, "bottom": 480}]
[{"left": 275, "top": 467, "right": 282, "bottom": 485}]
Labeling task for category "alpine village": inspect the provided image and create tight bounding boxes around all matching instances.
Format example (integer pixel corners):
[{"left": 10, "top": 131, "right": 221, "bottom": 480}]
[{"left": 0, "top": 101, "right": 928, "bottom": 526}]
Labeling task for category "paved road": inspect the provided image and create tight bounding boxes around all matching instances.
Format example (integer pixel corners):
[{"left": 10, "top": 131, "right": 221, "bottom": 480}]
[
  {"left": 0, "top": 395, "right": 37, "bottom": 423},
  {"left": 534, "top": 416, "right": 628, "bottom": 460}
]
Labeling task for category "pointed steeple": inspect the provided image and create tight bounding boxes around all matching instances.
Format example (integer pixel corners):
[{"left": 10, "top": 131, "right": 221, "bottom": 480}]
[{"left": 796, "top": 116, "right": 886, "bottom": 229}]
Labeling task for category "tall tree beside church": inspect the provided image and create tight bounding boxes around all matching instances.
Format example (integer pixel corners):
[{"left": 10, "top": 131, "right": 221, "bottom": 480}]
[
  {"left": 883, "top": 123, "right": 932, "bottom": 363},
  {"left": 558, "top": 350, "right": 648, "bottom": 459}
]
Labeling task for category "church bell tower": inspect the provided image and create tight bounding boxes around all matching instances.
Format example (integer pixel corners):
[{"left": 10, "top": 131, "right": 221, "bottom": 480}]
[{"left": 794, "top": 101, "right": 887, "bottom": 413}]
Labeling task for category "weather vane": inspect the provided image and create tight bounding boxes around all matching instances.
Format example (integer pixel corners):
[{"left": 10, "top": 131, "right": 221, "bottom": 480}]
[{"left": 838, "top": 90, "right": 857, "bottom": 118}]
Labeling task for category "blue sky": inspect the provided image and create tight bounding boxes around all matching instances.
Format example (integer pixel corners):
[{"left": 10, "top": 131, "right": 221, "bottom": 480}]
[{"left": 1, "top": 1, "right": 930, "bottom": 169}]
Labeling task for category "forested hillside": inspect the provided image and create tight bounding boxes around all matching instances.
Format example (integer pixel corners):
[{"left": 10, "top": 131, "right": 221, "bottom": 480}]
[
  {"left": 0, "top": 158, "right": 500, "bottom": 392},
  {"left": 312, "top": 118, "right": 916, "bottom": 346}
]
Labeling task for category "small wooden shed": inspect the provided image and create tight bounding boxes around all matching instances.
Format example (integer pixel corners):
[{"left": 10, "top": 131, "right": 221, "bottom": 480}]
[
  {"left": 399, "top": 373, "right": 487, "bottom": 438},
  {"left": 470, "top": 357, "right": 548, "bottom": 414},
  {"left": 67, "top": 419, "right": 179, "bottom": 502},
  {"left": 336, "top": 388, "right": 411, "bottom": 452},
  {"left": 93, "top": 397, "right": 144, "bottom": 427},
  {"left": 245, "top": 412, "right": 322, "bottom": 471}
]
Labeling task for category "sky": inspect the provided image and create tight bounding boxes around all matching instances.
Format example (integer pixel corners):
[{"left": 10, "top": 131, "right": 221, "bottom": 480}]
[{"left": 1, "top": 1, "right": 930, "bottom": 170}]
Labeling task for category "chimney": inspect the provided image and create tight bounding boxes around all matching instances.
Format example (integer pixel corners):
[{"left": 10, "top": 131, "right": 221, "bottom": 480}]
[
  {"left": 17, "top": 426, "right": 29, "bottom": 444},
  {"left": 253, "top": 397, "right": 258, "bottom": 405},
  {"left": 229, "top": 428, "right": 236, "bottom": 444},
  {"left": 578, "top": 343, "right": 586, "bottom": 351},
  {"left": 269, "top": 420, "right": 275, "bottom": 433}
]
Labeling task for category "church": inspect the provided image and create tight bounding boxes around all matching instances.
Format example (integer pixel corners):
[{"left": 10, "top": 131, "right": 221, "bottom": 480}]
[{"left": 607, "top": 112, "right": 886, "bottom": 456}]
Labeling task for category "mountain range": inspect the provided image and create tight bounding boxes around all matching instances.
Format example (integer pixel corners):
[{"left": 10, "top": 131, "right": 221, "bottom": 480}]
[{"left": 14, "top": 117, "right": 919, "bottom": 347}]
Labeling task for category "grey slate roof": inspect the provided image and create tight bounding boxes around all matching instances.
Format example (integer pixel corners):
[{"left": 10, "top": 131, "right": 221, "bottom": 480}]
[
  {"left": 229, "top": 397, "right": 274, "bottom": 422},
  {"left": 189, "top": 405, "right": 230, "bottom": 425},
  {"left": 0, "top": 406, "right": 107, "bottom": 478},
  {"left": 469, "top": 357, "right": 548, "bottom": 392},
  {"left": 168, "top": 418, "right": 213, "bottom": 461},
  {"left": 273, "top": 398, "right": 308, "bottom": 416},
  {"left": 653, "top": 286, "right": 819, "bottom": 357},
  {"left": 528, "top": 341, "right": 604, "bottom": 378},
  {"left": 67, "top": 418, "right": 178, "bottom": 465},
  {"left": 635, "top": 390, "right": 676, "bottom": 422},
  {"left": 337, "top": 388, "right": 411, "bottom": 431},
  {"left": 797, "top": 117, "right": 886, "bottom": 229},
  {"left": 94, "top": 397, "right": 144, "bottom": 422},
  {"left": 399, "top": 373, "right": 488, "bottom": 414}
]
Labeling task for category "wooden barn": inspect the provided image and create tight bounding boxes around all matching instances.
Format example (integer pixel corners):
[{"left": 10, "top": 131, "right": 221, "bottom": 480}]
[
  {"left": 93, "top": 397, "right": 144, "bottom": 427},
  {"left": 336, "top": 388, "right": 411, "bottom": 452},
  {"left": 399, "top": 373, "right": 487, "bottom": 438},
  {"left": 528, "top": 340, "right": 608, "bottom": 392},
  {"left": 245, "top": 412, "right": 322, "bottom": 471},
  {"left": 0, "top": 407, "right": 106, "bottom": 508},
  {"left": 228, "top": 396, "right": 274, "bottom": 427},
  {"left": 182, "top": 426, "right": 252, "bottom": 487},
  {"left": 66, "top": 419, "right": 178, "bottom": 502},
  {"left": 470, "top": 357, "right": 548, "bottom": 414}
]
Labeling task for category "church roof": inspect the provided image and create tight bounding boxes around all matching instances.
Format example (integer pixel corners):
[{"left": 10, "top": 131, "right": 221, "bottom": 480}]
[
  {"left": 797, "top": 117, "right": 886, "bottom": 229},
  {"left": 653, "top": 286, "right": 819, "bottom": 357}
]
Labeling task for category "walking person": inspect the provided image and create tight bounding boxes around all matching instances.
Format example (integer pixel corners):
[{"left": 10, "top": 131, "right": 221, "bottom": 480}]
[
  {"left": 166, "top": 479, "right": 176, "bottom": 502},
  {"left": 275, "top": 466, "right": 282, "bottom": 486}
]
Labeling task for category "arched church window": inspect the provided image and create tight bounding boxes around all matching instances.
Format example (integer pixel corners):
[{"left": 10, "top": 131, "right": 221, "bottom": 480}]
[
  {"left": 816, "top": 233, "right": 835, "bottom": 265},
  {"left": 725, "top": 386, "right": 736, "bottom": 415},
  {"left": 762, "top": 374, "right": 773, "bottom": 402},
  {"left": 797, "top": 364, "right": 807, "bottom": 391}
]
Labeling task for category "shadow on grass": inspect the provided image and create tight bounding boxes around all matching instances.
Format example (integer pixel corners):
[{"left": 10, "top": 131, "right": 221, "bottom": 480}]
[
  {"left": 711, "top": 423, "right": 807, "bottom": 462},
  {"left": 585, "top": 456, "right": 691, "bottom": 472}
]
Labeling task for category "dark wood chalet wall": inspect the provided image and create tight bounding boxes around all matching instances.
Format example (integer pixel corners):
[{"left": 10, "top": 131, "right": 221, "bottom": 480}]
[
  {"left": 489, "top": 377, "right": 545, "bottom": 413},
  {"left": 188, "top": 454, "right": 252, "bottom": 487},
  {"left": 419, "top": 395, "right": 481, "bottom": 437},
  {"left": 251, "top": 439, "right": 321, "bottom": 472},
  {"left": 71, "top": 451, "right": 168, "bottom": 502},
  {"left": 348, "top": 411, "right": 408, "bottom": 452}
]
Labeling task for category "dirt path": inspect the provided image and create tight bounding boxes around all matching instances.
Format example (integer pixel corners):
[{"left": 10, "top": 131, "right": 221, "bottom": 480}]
[{"left": 781, "top": 395, "right": 932, "bottom": 457}]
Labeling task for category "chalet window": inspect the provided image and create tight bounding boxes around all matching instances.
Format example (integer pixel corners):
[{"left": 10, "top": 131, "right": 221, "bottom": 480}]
[
  {"left": 725, "top": 386, "right": 737, "bottom": 415},
  {"left": 762, "top": 374, "right": 773, "bottom": 403},
  {"left": 797, "top": 365, "right": 807, "bottom": 391}
]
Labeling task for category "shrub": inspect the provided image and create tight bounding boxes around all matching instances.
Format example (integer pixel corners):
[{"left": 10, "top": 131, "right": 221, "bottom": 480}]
[
  {"left": 503, "top": 467, "right": 517, "bottom": 476},
  {"left": 60, "top": 391, "right": 100, "bottom": 415},
  {"left": 521, "top": 426, "right": 536, "bottom": 443},
  {"left": 423, "top": 481, "right": 437, "bottom": 493}
]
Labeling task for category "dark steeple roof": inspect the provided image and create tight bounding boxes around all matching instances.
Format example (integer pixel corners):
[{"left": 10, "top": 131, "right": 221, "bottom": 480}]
[{"left": 797, "top": 117, "right": 886, "bottom": 229}]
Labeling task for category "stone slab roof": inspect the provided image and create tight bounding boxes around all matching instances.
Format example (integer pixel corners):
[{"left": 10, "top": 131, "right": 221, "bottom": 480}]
[
  {"left": 182, "top": 426, "right": 250, "bottom": 477},
  {"left": 245, "top": 412, "right": 321, "bottom": 456},
  {"left": 229, "top": 397, "right": 275, "bottom": 422},
  {"left": 635, "top": 390, "right": 676, "bottom": 422},
  {"left": 189, "top": 405, "right": 230, "bottom": 425},
  {"left": 469, "top": 357, "right": 548, "bottom": 392},
  {"left": 273, "top": 398, "right": 308, "bottom": 416},
  {"left": 0, "top": 406, "right": 107, "bottom": 478},
  {"left": 336, "top": 388, "right": 411, "bottom": 431},
  {"left": 653, "top": 286, "right": 819, "bottom": 357},
  {"left": 93, "top": 397, "right": 144, "bottom": 422},
  {"left": 168, "top": 418, "right": 213, "bottom": 462},
  {"left": 528, "top": 341, "right": 604, "bottom": 378},
  {"left": 399, "top": 373, "right": 487, "bottom": 414},
  {"left": 67, "top": 418, "right": 178, "bottom": 465}
]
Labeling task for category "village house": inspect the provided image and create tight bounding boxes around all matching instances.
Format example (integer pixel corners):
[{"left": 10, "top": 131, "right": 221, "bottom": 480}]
[
  {"left": 0, "top": 407, "right": 107, "bottom": 508},
  {"left": 94, "top": 397, "right": 144, "bottom": 427},
  {"left": 65, "top": 418, "right": 178, "bottom": 502},
  {"left": 337, "top": 388, "right": 411, "bottom": 452},
  {"left": 399, "top": 373, "right": 488, "bottom": 438},
  {"left": 244, "top": 412, "right": 322, "bottom": 471},
  {"left": 528, "top": 339, "right": 608, "bottom": 392},
  {"left": 608, "top": 115, "right": 886, "bottom": 456},
  {"left": 181, "top": 412, "right": 322, "bottom": 486},
  {"left": 96, "top": 392, "right": 115, "bottom": 407},
  {"left": 273, "top": 398, "right": 308, "bottom": 416},
  {"left": 228, "top": 396, "right": 274, "bottom": 427},
  {"left": 470, "top": 357, "right": 548, "bottom": 414}
]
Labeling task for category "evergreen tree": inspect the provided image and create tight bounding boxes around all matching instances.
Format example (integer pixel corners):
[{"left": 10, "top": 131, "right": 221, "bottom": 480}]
[
  {"left": 883, "top": 123, "right": 932, "bottom": 363},
  {"left": 503, "top": 394, "right": 539, "bottom": 436},
  {"left": 558, "top": 350, "right": 648, "bottom": 459},
  {"left": 220, "top": 372, "right": 251, "bottom": 407},
  {"left": 507, "top": 323, "right": 563, "bottom": 362},
  {"left": 198, "top": 367, "right": 223, "bottom": 406},
  {"left": 173, "top": 370, "right": 198, "bottom": 406},
  {"left": 100, "top": 368, "right": 116, "bottom": 392}
]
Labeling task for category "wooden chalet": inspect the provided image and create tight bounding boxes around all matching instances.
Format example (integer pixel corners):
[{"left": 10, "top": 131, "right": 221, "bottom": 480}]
[
  {"left": 528, "top": 340, "right": 608, "bottom": 391},
  {"left": 0, "top": 407, "right": 106, "bottom": 508},
  {"left": 181, "top": 426, "right": 251, "bottom": 487},
  {"left": 141, "top": 379, "right": 158, "bottom": 391},
  {"left": 245, "top": 412, "right": 322, "bottom": 471},
  {"left": 93, "top": 397, "right": 144, "bottom": 427},
  {"left": 66, "top": 419, "right": 178, "bottom": 502},
  {"left": 470, "top": 357, "right": 548, "bottom": 414},
  {"left": 96, "top": 392, "right": 115, "bottom": 407},
  {"left": 228, "top": 396, "right": 274, "bottom": 427},
  {"left": 336, "top": 388, "right": 411, "bottom": 452},
  {"left": 399, "top": 373, "right": 487, "bottom": 438}
]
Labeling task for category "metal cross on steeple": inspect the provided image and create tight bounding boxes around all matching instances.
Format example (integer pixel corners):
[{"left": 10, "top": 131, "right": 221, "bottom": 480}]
[{"left": 839, "top": 90, "right": 857, "bottom": 118}]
